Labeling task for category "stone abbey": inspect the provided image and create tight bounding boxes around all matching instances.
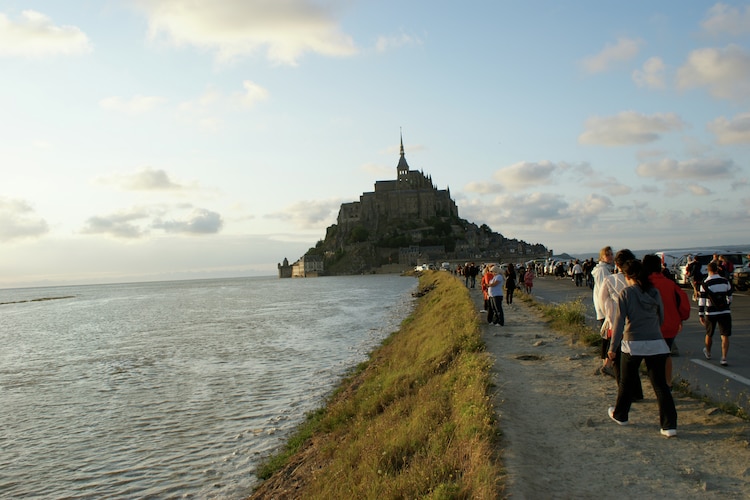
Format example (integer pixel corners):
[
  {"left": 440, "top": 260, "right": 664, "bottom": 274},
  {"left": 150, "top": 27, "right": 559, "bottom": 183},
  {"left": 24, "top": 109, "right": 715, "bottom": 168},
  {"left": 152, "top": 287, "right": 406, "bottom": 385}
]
[
  {"left": 278, "top": 134, "right": 549, "bottom": 277},
  {"left": 336, "top": 135, "right": 458, "bottom": 235}
]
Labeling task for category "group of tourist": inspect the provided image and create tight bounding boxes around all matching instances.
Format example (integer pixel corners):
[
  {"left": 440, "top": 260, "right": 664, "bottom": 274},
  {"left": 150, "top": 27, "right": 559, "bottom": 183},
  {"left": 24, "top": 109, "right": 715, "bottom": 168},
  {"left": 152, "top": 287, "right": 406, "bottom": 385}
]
[
  {"left": 477, "top": 263, "right": 536, "bottom": 329},
  {"left": 592, "top": 245, "right": 734, "bottom": 438}
]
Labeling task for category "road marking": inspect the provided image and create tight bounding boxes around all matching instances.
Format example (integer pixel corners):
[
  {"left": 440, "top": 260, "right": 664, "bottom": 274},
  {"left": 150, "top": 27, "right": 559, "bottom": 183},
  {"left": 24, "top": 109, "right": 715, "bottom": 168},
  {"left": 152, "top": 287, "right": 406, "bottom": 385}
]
[{"left": 691, "top": 358, "right": 750, "bottom": 386}]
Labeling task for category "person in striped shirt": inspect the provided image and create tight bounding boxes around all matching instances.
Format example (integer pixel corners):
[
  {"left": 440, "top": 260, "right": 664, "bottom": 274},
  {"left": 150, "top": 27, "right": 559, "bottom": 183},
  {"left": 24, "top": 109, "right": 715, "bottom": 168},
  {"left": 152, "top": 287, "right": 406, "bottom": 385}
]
[{"left": 698, "top": 260, "right": 733, "bottom": 366}]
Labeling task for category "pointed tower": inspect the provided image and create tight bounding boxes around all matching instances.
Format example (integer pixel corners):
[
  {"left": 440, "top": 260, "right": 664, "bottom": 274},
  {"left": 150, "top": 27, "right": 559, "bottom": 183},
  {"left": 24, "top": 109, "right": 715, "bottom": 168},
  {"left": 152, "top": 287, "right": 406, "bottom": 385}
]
[{"left": 397, "top": 129, "right": 409, "bottom": 182}]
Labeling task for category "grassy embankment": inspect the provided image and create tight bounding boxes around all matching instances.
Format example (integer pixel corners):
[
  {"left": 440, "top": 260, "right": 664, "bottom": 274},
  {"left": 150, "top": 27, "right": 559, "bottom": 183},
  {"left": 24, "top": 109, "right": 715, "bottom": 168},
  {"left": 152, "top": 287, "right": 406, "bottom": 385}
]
[{"left": 251, "top": 271, "right": 502, "bottom": 498}]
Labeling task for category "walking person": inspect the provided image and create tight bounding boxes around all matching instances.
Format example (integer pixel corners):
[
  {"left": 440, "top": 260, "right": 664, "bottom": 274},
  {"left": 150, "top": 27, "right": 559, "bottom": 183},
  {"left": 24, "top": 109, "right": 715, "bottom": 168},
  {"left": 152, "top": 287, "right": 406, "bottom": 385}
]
[
  {"left": 486, "top": 265, "right": 505, "bottom": 328},
  {"left": 598, "top": 248, "right": 642, "bottom": 402},
  {"left": 504, "top": 265, "right": 516, "bottom": 305},
  {"left": 523, "top": 266, "right": 534, "bottom": 294},
  {"left": 480, "top": 265, "right": 494, "bottom": 315},
  {"left": 643, "top": 254, "right": 691, "bottom": 388},
  {"left": 607, "top": 259, "right": 677, "bottom": 437},
  {"left": 592, "top": 246, "right": 614, "bottom": 373},
  {"left": 572, "top": 259, "right": 584, "bottom": 287},
  {"left": 698, "top": 260, "right": 733, "bottom": 366}
]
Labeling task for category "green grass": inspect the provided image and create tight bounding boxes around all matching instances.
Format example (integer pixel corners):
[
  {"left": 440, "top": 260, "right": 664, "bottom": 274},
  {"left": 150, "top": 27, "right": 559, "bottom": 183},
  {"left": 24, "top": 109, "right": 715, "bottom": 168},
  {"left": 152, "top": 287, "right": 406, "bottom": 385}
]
[{"left": 252, "top": 271, "right": 503, "bottom": 498}]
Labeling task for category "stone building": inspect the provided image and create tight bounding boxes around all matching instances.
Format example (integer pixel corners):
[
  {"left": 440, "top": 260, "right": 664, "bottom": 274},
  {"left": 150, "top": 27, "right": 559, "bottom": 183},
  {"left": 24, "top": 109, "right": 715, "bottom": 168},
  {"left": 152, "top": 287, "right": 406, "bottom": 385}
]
[{"left": 336, "top": 134, "right": 458, "bottom": 235}]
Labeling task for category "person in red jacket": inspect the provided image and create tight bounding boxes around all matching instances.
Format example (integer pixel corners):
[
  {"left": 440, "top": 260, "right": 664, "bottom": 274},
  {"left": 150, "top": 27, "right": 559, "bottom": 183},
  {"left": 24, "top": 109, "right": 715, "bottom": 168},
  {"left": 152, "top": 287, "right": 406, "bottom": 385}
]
[{"left": 643, "top": 254, "right": 691, "bottom": 388}]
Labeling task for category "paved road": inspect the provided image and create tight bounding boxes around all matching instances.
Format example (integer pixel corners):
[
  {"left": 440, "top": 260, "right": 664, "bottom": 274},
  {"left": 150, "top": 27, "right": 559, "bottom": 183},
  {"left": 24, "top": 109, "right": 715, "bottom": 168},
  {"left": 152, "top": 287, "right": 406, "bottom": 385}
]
[{"left": 530, "top": 275, "right": 750, "bottom": 412}]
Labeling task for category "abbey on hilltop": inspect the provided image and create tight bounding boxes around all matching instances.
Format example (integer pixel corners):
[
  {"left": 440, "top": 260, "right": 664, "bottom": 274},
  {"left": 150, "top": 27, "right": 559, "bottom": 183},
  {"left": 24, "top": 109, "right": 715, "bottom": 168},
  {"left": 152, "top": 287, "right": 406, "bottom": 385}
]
[{"left": 278, "top": 133, "right": 549, "bottom": 277}]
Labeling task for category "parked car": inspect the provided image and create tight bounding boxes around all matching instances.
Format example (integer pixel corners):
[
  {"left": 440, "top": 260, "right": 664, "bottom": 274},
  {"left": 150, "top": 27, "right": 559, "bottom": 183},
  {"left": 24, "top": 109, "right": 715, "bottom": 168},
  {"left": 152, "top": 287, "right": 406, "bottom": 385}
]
[
  {"left": 733, "top": 254, "right": 750, "bottom": 291},
  {"left": 672, "top": 250, "right": 746, "bottom": 286}
]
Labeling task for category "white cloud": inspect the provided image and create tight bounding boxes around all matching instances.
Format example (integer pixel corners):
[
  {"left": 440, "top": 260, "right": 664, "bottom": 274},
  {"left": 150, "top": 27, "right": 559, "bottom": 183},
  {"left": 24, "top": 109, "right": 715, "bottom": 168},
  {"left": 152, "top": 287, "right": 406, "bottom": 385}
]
[
  {"left": 579, "top": 111, "right": 685, "bottom": 146},
  {"left": 463, "top": 181, "right": 503, "bottom": 195},
  {"left": 81, "top": 209, "right": 151, "bottom": 239},
  {"left": 632, "top": 57, "right": 666, "bottom": 89},
  {"left": 97, "top": 167, "right": 184, "bottom": 191},
  {"left": 0, "top": 10, "right": 92, "bottom": 57},
  {"left": 99, "top": 95, "right": 166, "bottom": 115},
  {"left": 636, "top": 157, "right": 737, "bottom": 180},
  {"left": 687, "top": 184, "right": 712, "bottom": 196},
  {"left": 0, "top": 197, "right": 49, "bottom": 241},
  {"left": 153, "top": 208, "right": 224, "bottom": 234},
  {"left": 701, "top": 3, "right": 750, "bottom": 37},
  {"left": 134, "top": 0, "right": 357, "bottom": 65},
  {"left": 491, "top": 160, "right": 559, "bottom": 187},
  {"left": 265, "top": 198, "right": 342, "bottom": 229},
  {"left": 236, "top": 80, "right": 269, "bottom": 108},
  {"left": 81, "top": 205, "right": 223, "bottom": 239},
  {"left": 375, "top": 33, "right": 422, "bottom": 53},
  {"left": 676, "top": 44, "right": 750, "bottom": 101},
  {"left": 708, "top": 112, "right": 750, "bottom": 144},
  {"left": 581, "top": 37, "right": 643, "bottom": 73}
]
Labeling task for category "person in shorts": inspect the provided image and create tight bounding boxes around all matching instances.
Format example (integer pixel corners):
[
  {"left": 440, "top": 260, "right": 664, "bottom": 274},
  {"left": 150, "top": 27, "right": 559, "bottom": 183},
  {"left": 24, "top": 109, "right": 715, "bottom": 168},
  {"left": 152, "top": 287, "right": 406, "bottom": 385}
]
[{"left": 698, "top": 261, "right": 733, "bottom": 366}]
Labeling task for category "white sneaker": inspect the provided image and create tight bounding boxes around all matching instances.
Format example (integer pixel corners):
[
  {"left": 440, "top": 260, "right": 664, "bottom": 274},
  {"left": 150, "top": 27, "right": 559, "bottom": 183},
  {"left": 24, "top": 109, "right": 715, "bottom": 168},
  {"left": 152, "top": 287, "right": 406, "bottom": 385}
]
[
  {"left": 479, "top": 309, "right": 487, "bottom": 313},
  {"left": 702, "top": 347, "right": 711, "bottom": 360},
  {"left": 607, "top": 406, "right": 628, "bottom": 426},
  {"left": 660, "top": 429, "right": 677, "bottom": 438}
]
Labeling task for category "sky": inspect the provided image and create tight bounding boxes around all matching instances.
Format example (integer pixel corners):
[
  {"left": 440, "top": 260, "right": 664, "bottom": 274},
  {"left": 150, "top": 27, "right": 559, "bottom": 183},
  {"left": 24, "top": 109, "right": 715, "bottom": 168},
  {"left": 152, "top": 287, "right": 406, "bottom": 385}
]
[{"left": 1, "top": 1, "right": 750, "bottom": 288}]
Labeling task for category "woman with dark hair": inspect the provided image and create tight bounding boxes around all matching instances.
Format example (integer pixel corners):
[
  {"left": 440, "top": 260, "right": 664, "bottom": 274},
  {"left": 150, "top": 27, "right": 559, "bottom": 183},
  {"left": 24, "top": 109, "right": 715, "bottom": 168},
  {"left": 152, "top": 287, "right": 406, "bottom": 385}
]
[{"left": 607, "top": 259, "right": 677, "bottom": 438}]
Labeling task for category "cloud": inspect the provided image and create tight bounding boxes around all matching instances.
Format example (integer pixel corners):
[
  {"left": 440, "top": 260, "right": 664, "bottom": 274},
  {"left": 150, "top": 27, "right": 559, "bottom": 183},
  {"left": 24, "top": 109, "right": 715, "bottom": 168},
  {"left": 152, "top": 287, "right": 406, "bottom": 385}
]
[
  {"left": 701, "top": 3, "right": 750, "bottom": 37},
  {"left": 581, "top": 37, "right": 643, "bottom": 73},
  {"left": 584, "top": 176, "right": 633, "bottom": 196},
  {"left": 491, "top": 160, "right": 559, "bottom": 187},
  {"left": 375, "top": 33, "right": 422, "bottom": 53},
  {"left": 96, "top": 167, "right": 186, "bottom": 191},
  {"left": 265, "top": 198, "right": 342, "bottom": 229},
  {"left": 152, "top": 208, "right": 223, "bottom": 234},
  {"left": 579, "top": 111, "right": 685, "bottom": 146},
  {"left": 81, "top": 209, "right": 152, "bottom": 239},
  {"left": 0, "top": 197, "right": 49, "bottom": 241},
  {"left": 676, "top": 44, "right": 750, "bottom": 101},
  {"left": 99, "top": 95, "right": 166, "bottom": 115},
  {"left": 134, "top": 0, "right": 357, "bottom": 65},
  {"left": 636, "top": 157, "right": 737, "bottom": 180},
  {"left": 632, "top": 56, "right": 666, "bottom": 89},
  {"left": 236, "top": 80, "right": 269, "bottom": 108},
  {"left": 708, "top": 112, "right": 750, "bottom": 144},
  {"left": 0, "top": 10, "right": 92, "bottom": 57},
  {"left": 687, "top": 184, "right": 712, "bottom": 196},
  {"left": 463, "top": 181, "right": 503, "bottom": 195},
  {"left": 176, "top": 81, "right": 269, "bottom": 129},
  {"left": 81, "top": 205, "right": 223, "bottom": 238}
]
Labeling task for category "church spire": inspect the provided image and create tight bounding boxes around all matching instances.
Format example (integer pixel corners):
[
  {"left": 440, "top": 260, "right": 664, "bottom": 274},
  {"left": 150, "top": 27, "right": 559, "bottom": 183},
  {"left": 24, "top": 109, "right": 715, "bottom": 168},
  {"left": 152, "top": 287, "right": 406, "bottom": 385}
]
[{"left": 397, "top": 128, "right": 409, "bottom": 181}]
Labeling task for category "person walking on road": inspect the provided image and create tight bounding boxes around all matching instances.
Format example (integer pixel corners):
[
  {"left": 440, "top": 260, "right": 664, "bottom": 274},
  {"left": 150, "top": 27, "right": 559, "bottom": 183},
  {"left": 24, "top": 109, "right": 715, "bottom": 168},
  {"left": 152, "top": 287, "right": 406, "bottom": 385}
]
[
  {"left": 480, "top": 265, "right": 494, "bottom": 315},
  {"left": 593, "top": 246, "right": 615, "bottom": 373},
  {"left": 486, "top": 264, "right": 505, "bottom": 328},
  {"left": 607, "top": 259, "right": 678, "bottom": 438},
  {"left": 643, "top": 254, "right": 691, "bottom": 388},
  {"left": 598, "top": 249, "right": 642, "bottom": 401},
  {"left": 698, "top": 260, "right": 733, "bottom": 366},
  {"left": 504, "top": 264, "right": 516, "bottom": 305},
  {"left": 523, "top": 266, "right": 534, "bottom": 294}
]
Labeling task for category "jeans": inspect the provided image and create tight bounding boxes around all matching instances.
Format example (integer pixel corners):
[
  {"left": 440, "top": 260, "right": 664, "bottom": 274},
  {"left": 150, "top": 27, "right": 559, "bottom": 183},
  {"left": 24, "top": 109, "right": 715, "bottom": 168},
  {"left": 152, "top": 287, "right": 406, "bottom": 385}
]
[
  {"left": 612, "top": 352, "right": 676, "bottom": 430},
  {"left": 488, "top": 296, "right": 504, "bottom": 325}
]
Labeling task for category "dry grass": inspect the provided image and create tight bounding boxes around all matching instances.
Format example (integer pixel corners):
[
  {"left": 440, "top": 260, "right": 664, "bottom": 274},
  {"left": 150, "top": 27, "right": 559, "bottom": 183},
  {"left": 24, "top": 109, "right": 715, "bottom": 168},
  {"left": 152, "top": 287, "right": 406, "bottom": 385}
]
[{"left": 252, "top": 271, "right": 503, "bottom": 499}]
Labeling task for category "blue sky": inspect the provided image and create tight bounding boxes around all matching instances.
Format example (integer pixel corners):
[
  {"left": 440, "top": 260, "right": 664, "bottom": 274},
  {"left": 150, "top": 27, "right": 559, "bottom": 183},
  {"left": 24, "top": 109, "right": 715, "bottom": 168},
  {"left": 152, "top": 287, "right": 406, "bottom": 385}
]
[{"left": 1, "top": 1, "right": 749, "bottom": 287}]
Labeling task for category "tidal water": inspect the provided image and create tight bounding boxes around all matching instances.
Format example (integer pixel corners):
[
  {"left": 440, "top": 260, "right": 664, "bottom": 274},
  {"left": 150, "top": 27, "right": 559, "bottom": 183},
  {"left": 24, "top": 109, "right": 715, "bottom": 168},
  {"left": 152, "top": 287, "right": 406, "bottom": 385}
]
[{"left": 0, "top": 275, "right": 416, "bottom": 499}]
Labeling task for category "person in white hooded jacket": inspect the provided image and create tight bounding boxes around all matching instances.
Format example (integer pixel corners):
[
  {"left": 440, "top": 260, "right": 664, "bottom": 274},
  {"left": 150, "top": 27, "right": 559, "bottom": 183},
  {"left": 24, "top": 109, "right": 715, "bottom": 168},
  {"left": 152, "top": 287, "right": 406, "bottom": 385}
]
[{"left": 592, "top": 246, "right": 614, "bottom": 372}]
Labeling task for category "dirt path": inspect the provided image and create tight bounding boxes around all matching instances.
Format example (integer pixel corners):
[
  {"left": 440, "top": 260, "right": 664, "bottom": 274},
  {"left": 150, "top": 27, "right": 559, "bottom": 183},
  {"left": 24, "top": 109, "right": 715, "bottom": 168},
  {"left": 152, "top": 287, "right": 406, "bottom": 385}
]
[{"left": 480, "top": 291, "right": 750, "bottom": 499}]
